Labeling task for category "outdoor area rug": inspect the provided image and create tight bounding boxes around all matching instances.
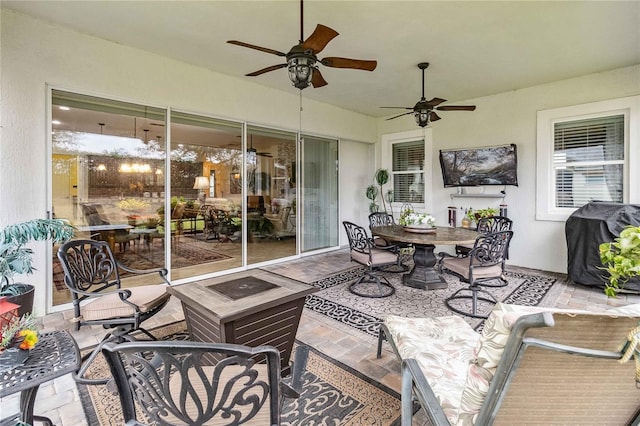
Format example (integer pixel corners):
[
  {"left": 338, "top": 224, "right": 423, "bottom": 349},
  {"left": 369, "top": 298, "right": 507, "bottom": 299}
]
[
  {"left": 302, "top": 265, "right": 561, "bottom": 334},
  {"left": 78, "top": 322, "right": 406, "bottom": 426}
]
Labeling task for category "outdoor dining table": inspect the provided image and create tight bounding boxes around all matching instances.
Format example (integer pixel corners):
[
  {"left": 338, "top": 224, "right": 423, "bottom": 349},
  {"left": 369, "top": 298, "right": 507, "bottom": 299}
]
[{"left": 371, "top": 225, "right": 480, "bottom": 290}]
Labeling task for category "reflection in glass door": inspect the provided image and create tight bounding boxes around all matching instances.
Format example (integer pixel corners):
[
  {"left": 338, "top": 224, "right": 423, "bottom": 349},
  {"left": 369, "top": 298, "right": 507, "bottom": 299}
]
[
  {"left": 51, "top": 90, "right": 166, "bottom": 306},
  {"left": 301, "top": 135, "right": 339, "bottom": 252},
  {"left": 246, "top": 126, "right": 297, "bottom": 265},
  {"left": 169, "top": 112, "right": 243, "bottom": 280}
]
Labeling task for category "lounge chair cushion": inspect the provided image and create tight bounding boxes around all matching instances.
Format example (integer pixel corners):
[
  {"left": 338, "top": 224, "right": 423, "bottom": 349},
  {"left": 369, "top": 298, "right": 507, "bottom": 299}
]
[
  {"left": 456, "top": 302, "right": 640, "bottom": 425},
  {"left": 82, "top": 284, "right": 170, "bottom": 321},
  {"left": 384, "top": 314, "right": 480, "bottom": 423}
]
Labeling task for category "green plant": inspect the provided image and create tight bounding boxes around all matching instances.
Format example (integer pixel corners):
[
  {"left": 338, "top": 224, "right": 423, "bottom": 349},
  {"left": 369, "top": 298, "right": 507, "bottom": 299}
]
[
  {"left": 599, "top": 225, "right": 640, "bottom": 297},
  {"left": 0, "top": 219, "right": 74, "bottom": 296},
  {"left": 465, "top": 207, "right": 498, "bottom": 224},
  {"left": 398, "top": 209, "right": 436, "bottom": 227},
  {"left": 365, "top": 185, "right": 379, "bottom": 213},
  {"left": 374, "top": 169, "right": 390, "bottom": 214},
  {"left": 0, "top": 313, "right": 38, "bottom": 351}
]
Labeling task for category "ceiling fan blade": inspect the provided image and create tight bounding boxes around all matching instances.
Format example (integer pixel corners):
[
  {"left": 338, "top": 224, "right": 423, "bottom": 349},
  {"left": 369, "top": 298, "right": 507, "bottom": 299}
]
[
  {"left": 311, "top": 68, "right": 328, "bottom": 88},
  {"left": 380, "top": 106, "right": 413, "bottom": 110},
  {"left": 386, "top": 111, "right": 413, "bottom": 121},
  {"left": 321, "top": 57, "right": 377, "bottom": 71},
  {"left": 246, "top": 63, "right": 287, "bottom": 77},
  {"left": 425, "top": 97, "right": 447, "bottom": 106},
  {"left": 301, "top": 24, "right": 339, "bottom": 54},
  {"left": 430, "top": 112, "right": 442, "bottom": 122},
  {"left": 227, "top": 40, "right": 287, "bottom": 57},
  {"left": 436, "top": 105, "right": 477, "bottom": 111}
]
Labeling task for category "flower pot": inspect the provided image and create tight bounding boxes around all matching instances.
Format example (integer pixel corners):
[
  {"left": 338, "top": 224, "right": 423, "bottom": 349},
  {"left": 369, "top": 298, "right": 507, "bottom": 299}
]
[{"left": 6, "top": 284, "right": 35, "bottom": 317}]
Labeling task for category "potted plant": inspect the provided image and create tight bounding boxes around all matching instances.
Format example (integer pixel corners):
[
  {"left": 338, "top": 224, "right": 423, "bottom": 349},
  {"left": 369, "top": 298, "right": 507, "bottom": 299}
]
[
  {"left": 465, "top": 207, "right": 499, "bottom": 226},
  {"left": 0, "top": 219, "right": 74, "bottom": 316},
  {"left": 366, "top": 185, "right": 379, "bottom": 213},
  {"left": 374, "top": 169, "right": 390, "bottom": 214},
  {"left": 599, "top": 225, "right": 640, "bottom": 297}
]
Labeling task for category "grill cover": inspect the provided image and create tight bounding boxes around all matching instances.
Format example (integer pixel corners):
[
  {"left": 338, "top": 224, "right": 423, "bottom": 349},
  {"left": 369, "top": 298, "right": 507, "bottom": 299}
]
[{"left": 565, "top": 202, "right": 640, "bottom": 291}]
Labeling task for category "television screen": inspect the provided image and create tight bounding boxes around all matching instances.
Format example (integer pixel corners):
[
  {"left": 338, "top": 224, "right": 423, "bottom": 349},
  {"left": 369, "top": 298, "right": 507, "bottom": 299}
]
[{"left": 439, "top": 144, "right": 518, "bottom": 187}]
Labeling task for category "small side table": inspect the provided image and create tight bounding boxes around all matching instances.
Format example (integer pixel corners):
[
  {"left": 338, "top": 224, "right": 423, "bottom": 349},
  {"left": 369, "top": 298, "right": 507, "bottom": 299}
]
[{"left": 0, "top": 330, "right": 80, "bottom": 426}]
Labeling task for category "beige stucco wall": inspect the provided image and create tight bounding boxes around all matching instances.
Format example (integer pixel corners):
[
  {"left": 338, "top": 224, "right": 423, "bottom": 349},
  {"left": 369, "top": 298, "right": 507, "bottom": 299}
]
[
  {"left": 377, "top": 65, "right": 640, "bottom": 275},
  {"left": 0, "top": 9, "right": 377, "bottom": 314}
]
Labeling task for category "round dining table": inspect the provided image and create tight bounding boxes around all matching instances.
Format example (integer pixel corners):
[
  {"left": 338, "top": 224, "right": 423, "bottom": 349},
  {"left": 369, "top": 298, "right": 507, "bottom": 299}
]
[{"left": 371, "top": 225, "right": 480, "bottom": 290}]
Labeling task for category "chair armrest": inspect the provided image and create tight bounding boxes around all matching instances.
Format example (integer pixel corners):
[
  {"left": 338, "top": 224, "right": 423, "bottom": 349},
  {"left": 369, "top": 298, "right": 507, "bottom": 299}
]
[
  {"left": 401, "top": 358, "right": 451, "bottom": 426},
  {"left": 117, "top": 262, "right": 169, "bottom": 284}
]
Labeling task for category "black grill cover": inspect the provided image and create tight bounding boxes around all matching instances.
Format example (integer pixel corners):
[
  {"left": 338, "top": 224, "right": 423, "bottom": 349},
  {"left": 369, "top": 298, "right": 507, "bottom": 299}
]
[{"left": 565, "top": 202, "right": 640, "bottom": 291}]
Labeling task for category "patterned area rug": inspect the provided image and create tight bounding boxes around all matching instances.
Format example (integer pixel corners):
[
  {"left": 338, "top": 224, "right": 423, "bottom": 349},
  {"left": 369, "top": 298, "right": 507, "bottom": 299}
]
[
  {"left": 303, "top": 265, "right": 560, "bottom": 334},
  {"left": 78, "top": 322, "right": 406, "bottom": 426}
]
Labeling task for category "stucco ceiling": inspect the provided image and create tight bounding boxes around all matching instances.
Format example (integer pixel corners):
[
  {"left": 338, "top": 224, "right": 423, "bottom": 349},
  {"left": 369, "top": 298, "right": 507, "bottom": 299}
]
[{"left": 3, "top": 0, "right": 639, "bottom": 118}]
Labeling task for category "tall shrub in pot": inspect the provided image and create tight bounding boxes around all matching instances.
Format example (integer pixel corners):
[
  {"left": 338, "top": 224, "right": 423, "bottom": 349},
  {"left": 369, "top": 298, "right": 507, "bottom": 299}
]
[{"left": 0, "top": 219, "right": 74, "bottom": 316}]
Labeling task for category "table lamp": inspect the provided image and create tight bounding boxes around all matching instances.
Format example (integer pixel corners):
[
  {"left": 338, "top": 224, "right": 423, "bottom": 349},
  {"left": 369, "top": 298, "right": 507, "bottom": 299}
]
[{"left": 193, "top": 176, "right": 209, "bottom": 205}]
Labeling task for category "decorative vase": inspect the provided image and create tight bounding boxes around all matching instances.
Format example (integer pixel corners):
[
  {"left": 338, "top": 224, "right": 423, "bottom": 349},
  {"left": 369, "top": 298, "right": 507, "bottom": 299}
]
[{"left": 0, "top": 347, "right": 29, "bottom": 372}]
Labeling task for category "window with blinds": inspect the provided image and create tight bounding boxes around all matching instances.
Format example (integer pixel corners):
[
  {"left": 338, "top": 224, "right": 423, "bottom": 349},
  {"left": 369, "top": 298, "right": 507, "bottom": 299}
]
[
  {"left": 553, "top": 114, "right": 624, "bottom": 208},
  {"left": 392, "top": 140, "right": 425, "bottom": 203}
]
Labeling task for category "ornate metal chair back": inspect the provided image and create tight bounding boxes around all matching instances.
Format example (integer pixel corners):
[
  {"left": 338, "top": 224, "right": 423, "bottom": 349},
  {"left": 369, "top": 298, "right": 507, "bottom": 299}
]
[
  {"left": 102, "top": 341, "right": 284, "bottom": 426},
  {"left": 476, "top": 216, "right": 513, "bottom": 234},
  {"left": 343, "top": 221, "right": 372, "bottom": 255},
  {"left": 368, "top": 212, "right": 394, "bottom": 228}
]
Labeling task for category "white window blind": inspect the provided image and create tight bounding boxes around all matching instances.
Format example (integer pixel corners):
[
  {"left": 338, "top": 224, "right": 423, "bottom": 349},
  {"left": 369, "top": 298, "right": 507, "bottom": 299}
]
[
  {"left": 553, "top": 115, "right": 624, "bottom": 208},
  {"left": 392, "top": 140, "right": 425, "bottom": 203}
]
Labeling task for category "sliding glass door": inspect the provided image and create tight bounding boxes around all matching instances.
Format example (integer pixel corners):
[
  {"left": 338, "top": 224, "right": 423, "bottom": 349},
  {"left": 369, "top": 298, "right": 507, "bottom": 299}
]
[
  {"left": 246, "top": 126, "right": 298, "bottom": 265},
  {"left": 51, "top": 90, "right": 166, "bottom": 306},
  {"left": 49, "top": 88, "right": 340, "bottom": 309},
  {"left": 301, "top": 135, "right": 339, "bottom": 252},
  {"left": 169, "top": 112, "right": 243, "bottom": 280}
]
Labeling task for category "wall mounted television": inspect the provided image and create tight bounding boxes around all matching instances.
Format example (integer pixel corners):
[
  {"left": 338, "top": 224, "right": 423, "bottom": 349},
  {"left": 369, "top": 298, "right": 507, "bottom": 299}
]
[{"left": 439, "top": 144, "right": 518, "bottom": 187}]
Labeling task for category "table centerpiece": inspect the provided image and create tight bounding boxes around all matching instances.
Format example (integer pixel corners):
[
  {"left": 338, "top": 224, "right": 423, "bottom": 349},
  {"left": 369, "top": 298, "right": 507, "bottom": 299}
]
[
  {"left": 0, "top": 313, "right": 38, "bottom": 371},
  {"left": 399, "top": 210, "right": 436, "bottom": 233}
]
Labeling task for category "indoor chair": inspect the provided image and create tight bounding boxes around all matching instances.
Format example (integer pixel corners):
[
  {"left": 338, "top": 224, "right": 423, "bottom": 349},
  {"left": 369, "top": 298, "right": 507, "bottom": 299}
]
[
  {"left": 57, "top": 239, "right": 171, "bottom": 385},
  {"left": 101, "top": 340, "right": 309, "bottom": 425},
  {"left": 439, "top": 230, "right": 513, "bottom": 318},
  {"left": 343, "top": 221, "right": 399, "bottom": 298},
  {"left": 377, "top": 302, "right": 640, "bottom": 425},
  {"left": 265, "top": 206, "right": 296, "bottom": 239},
  {"left": 455, "top": 215, "right": 512, "bottom": 257}
]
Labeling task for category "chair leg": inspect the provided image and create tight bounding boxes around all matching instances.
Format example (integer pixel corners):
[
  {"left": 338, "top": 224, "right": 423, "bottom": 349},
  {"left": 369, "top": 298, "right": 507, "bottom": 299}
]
[
  {"left": 445, "top": 286, "right": 497, "bottom": 319},
  {"left": 376, "top": 325, "right": 387, "bottom": 359},
  {"left": 74, "top": 332, "right": 119, "bottom": 385},
  {"left": 348, "top": 272, "right": 395, "bottom": 298}
]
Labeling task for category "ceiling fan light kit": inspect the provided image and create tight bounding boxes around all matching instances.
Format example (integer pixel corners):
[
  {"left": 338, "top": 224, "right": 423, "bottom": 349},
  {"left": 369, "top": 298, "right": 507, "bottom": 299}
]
[{"left": 287, "top": 51, "right": 316, "bottom": 89}]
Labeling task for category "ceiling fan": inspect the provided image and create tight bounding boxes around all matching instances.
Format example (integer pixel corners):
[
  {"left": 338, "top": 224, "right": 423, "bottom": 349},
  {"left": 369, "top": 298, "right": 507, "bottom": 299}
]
[
  {"left": 248, "top": 136, "right": 272, "bottom": 158},
  {"left": 382, "top": 62, "right": 476, "bottom": 127},
  {"left": 227, "top": 0, "right": 377, "bottom": 90}
]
